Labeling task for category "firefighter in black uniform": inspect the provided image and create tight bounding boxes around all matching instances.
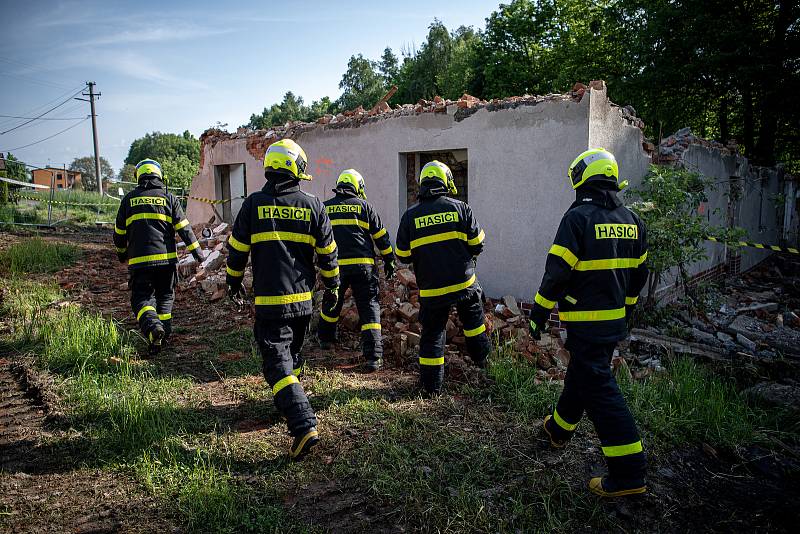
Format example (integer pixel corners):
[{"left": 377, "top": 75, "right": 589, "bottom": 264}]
[
  {"left": 318, "top": 169, "right": 395, "bottom": 371},
  {"left": 225, "top": 139, "right": 338, "bottom": 460},
  {"left": 396, "top": 161, "right": 491, "bottom": 395},
  {"left": 113, "top": 159, "right": 203, "bottom": 354},
  {"left": 529, "top": 148, "right": 649, "bottom": 497}
]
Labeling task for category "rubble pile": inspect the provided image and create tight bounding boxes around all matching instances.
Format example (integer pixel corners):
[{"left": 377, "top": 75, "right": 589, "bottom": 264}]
[
  {"left": 658, "top": 127, "right": 742, "bottom": 162},
  {"left": 202, "top": 81, "right": 626, "bottom": 165},
  {"left": 626, "top": 257, "right": 800, "bottom": 409}
]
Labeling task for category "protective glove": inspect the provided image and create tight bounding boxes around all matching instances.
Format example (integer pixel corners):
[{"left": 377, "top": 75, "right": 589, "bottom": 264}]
[
  {"left": 227, "top": 281, "right": 246, "bottom": 307},
  {"left": 322, "top": 286, "right": 339, "bottom": 313},
  {"left": 528, "top": 319, "right": 543, "bottom": 341},
  {"left": 384, "top": 260, "right": 396, "bottom": 280},
  {"left": 192, "top": 248, "right": 207, "bottom": 264}
]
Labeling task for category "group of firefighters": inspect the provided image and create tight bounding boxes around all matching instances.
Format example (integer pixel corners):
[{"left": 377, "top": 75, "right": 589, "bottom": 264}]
[{"left": 113, "top": 139, "right": 649, "bottom": 498}]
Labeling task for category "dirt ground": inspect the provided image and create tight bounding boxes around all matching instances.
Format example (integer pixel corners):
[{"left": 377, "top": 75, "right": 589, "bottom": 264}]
[{"left": 1, "top": 227, "right": 799, "bottom": 533}]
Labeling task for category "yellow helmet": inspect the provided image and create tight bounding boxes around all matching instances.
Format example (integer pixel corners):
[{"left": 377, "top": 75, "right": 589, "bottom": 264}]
[
  {"left": 135, "top": 159, "right": 163, "bottom": 180},
  {"left": 419, "top": 160, "right": 457, "bottom": 195},
  {"left": 263, "top": 139, "right": 312, "bottom": 180},
  {"left": 336, "top": 169, "right": 367, "bottom": 199},
  {"left": 568, "top": 148, "right": 618, "bottom": 189}
]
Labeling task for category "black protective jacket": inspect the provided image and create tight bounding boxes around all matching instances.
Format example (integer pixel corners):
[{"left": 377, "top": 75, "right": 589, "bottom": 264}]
[
  {"left": 113, "top": 176, "right": 201, "bottom": 269},
  {"left": 396, "top": 182, "right": 485, "bottom": 308},
  {"left": 225, "top": 174, "right": 339, "bottom": 319},
  {"left": 324, "top": 186, "right": 393, "bottom": 272},
  {"left": 531, "top": 183, "right": 648, "bottom": 343}
]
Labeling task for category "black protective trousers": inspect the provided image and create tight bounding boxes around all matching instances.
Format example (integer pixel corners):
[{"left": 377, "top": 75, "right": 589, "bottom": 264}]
[
  {"left": 317, "top": 266, "right": 382, "bottom": 362},
  {"left": 418, "top": 291, "right": 491, "bottom": 394},
  {"left": 254, "top": 316, "right": 317, "bottom": 437},
  {"left": 547, "top": 338, "right": 647, "bottom": 484},
  {"left": 130, "top": 265, "right": 176, "bottom": 340}
]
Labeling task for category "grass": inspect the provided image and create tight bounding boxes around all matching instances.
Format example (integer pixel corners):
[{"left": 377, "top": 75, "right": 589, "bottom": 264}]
[
  {"left": 2, "top": 189, "right": 119, "bottom": 226},
  {"left": 0, "top": 274, "right": 298, "bottom": 532},
  {"left": 0, "top": 237, "right": 80, "bottom": 275},
  {"left": 1, "top": 238, "right": 798, "bottom": 531}
]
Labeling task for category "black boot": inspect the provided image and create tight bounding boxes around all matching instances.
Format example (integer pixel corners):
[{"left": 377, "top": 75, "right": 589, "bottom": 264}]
[
  {"left": 292, "top": 354, "right": 306, "bottom": 377},
  {"left": 148, "top": 325, "right": 165, "bottom": 356},
  {"left": 589, "top": 476, "right": 646, "bottom": 497},
  {"left": 289, "top": 427, "right": 319, "bottom": 461},
  {"left": 364, "top": 357, "right": 383, "bottom": 373}
]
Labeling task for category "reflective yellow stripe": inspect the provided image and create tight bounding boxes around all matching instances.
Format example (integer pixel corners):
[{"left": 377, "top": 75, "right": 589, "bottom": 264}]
[
  {"left": 157, "top": 313, "right": 172, "bottom": 321},
  {"left": 255, "top": 292, "right": 312, "bottom": 305},
  {"left": 410, "top": 231, "right": 468, "bottom": 249},
  {"left": 331, "top": 218, "right": 370, "bottom": 230},
  {"left": 272, "top": 375, "right": 299, "bottom": 396},
  {"left": 361, "top": 323, "right": 381, "bottom": 331},
  {"left": 226, "top": 265, "right": 244, "bottom": 277},
  {"left": 174, "top": 219, "right": 190, "bottom": 230},
  {"left": 535, "top": 292, "right": 556, "bottom": 310},
  {"left": 625, "top": 296, "right": 639, "bottom": 305},
  {"left": 395, "top": 248, "right": 411, "bottom": 258},
  {"left": 755, "top": 243, "right": 765, "bottom": 249},
  {"left": 553, "top": 409, "right": 578, "bottom": 431},
  {"left": 338, "top": 257, "right": 375, "bottom": 265},
  {"left": 558, "top": 307, "right": 625, "bottom": 322},
  {"left": 574, "top": 253, "right": 647, "bottom": 271},
  {"left": 464, "top": 323, "right": 486, "bottom": 337},
  {"left": 186, "top": 241, "right": 200, "bottom": 252},
  {"left": 770, "top": 245, "right": 782, "bottom": 251},
  {"left": 548, "top": 244, "right": 579, "bottom": 268},
  {"left": 379, "top": 246, "right": 393, "bottom": 255},
  {"left": 419, "top": 356, "right": 445, "bottom": 366},
  {"left": 228, "top": 235, "right": 251, "bottom": 252},
  {"left": 115, "top": 247, "right": 127, "bottom": 253},
  {"left": 320, "top": 311, "right": 339, "bottom": 323},
  {"left": 372, "top": 228, "right": 387, "bottom": 239},
  {"left": 790, "top": 248, "right": 799, "bottom": 254},
  {"left": 315, "top": 241, "right": 337, "bottom": 255},
  {"left": 128, "top": 252, "right": 178, "bottom": 265},
  {"left": 136, "top": 305, "right": 155, "bottom": 321},
  {"left": 602, "top": 441, "right": 643, "bottom": 457},
  {"left": 320, "top": 266, "right": 340, "bottom": 278},
  {"left": 467, "top": 229, "right": 485, "bottom": 246},
  {"left": 126, "top": 212, "right": 172, "bottom": 226},
  {"left": 419, "top": 274, "right": 476, "bottom": 298},
  {"left": 252, "top": 231, "right": 315, "bottom": 247},
  {"left": 564, "top": 295, "right": 577, "bottom": 304},
  {"left": 114, "top": 225, "right": 126, "bottom": 235}
]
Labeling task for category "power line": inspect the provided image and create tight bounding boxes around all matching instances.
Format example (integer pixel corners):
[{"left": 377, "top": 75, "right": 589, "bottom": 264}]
[
  {"left": 0, "top": 118, "right": 88, "bottom": 152},
  {"left": 0, "top": 88, "right": 84, "bottom": 135},
  {"left": 0, "top": 56, "right": 79, "bottom": 91},
  {"left": 0, "top": 114, "right": 87, "bottom": 120},
  {"left": 0, "top": 103, "right": 87, "bottom": 135},
  {"left": 0, "top": 85, "right": 85, "bottom": 129}
]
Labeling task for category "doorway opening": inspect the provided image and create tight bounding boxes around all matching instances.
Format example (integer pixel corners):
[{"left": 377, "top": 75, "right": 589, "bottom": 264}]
[
  {"left": 214, "top": 163, "right": 247, "bottom": 223},
  {"left": 399, "top": 149, "right": 468, "bottom": 213}
]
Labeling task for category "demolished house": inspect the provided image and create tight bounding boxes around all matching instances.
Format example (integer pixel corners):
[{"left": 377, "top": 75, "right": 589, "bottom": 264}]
[{"left": 187, "top": 82, "right": 795, "bottom": 303}]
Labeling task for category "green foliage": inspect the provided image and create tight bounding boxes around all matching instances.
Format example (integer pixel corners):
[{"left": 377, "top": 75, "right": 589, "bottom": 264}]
[
  {"left": 247, "top": 92, "right": 334, "bottom": 129},
  {"left": 69, "top": 155, "right": 114, "bottom": 191},
  {"left": 0, "top": 237, "right": 79, "bottom": 275},
  {"left": 378, "top": 47, "right": 399, "bottom": 86},
  {"left": 336, "top": 54, "right": 387, "bottom": 111},
  {"left": 118, "top": 163, "right": 136, "bottom": 183},
  {"left": 125, "top": 131, "right": 201, "bottom": 191},
  {"left": 627, "top": 165, "right": 744, "bottom": 308},
  {"left": 621, "top": 357, "right": 797, "bottom": 449},
  {"left": 3, "top": 153, "right": 28, "bottom": 182}
]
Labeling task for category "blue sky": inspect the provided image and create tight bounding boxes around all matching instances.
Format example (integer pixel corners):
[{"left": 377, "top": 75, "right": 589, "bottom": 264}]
[{"left": 0, "top": 0, "right": 498, "bottom": 172}]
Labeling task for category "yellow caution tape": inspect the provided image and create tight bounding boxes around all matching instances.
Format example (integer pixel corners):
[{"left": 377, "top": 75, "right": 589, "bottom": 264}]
[
  {"left": 177, "top": 195, "right": 245, "bottom": 205},
  {"left": 706, "top": 236, "right": 799, "bottom": 254},
  {"left": 13, "top": 194, "right": 116, "bottom": 207}
]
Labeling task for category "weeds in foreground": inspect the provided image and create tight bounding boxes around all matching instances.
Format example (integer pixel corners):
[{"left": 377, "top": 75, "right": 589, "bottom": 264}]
[{"left": 0, "top": 237, "right": 79, "bottom": 274}]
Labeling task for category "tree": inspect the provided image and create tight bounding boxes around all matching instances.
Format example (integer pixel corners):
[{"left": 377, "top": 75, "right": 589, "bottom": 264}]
[
  {"left": 118, "top": 164, "right": 136, "bottom": 183},
  {"left": 2, "top": 153, "right": 27, "bottom": 182},
  {"left": 69, "top": 156, "right": 114, "bottom": 191},
  {"left": 247, "top": 92, "right": 335, "bottom": 129},
  {"left": 124, "top": 131, "right": 201, "bottom": 191},
  {"left": 336, "top": 54, "right": 387, "bottom": 111},
  {"left": 436, "top": 26, "right": 482, "bottom": 99},
  {"left": 379, "top": 47, "right": 399, "bottom": 86},
  {"left": 626, "top": 165, "right": 744, "bottom": 310}
]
